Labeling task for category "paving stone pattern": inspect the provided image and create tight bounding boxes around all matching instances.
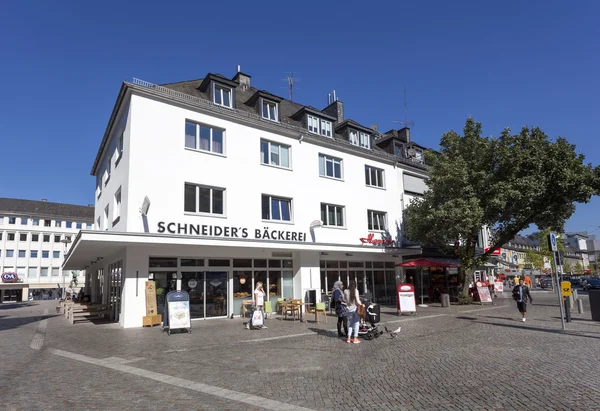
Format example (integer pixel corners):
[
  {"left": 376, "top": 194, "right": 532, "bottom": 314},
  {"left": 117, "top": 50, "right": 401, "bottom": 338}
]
[{"left": 0, "top": 291, "right": 599, "bottom": 410}]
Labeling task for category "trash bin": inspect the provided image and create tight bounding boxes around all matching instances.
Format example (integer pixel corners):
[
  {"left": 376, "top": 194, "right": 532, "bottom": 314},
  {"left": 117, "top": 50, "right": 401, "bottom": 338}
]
[
  {"left": 589, "top": 290, "right": 600, "bottom": 322},
  {"left": 440, "top": 293, "right": 450, "bottom": 307}
]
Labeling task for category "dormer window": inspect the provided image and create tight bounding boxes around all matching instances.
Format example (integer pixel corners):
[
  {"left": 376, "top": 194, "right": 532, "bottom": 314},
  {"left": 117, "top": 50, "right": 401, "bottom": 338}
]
[
  {"left": 394, "top": 143, "right": 404, "bottom": 157},
  {"left": 213, "top": 84, "right": 232, "bottom": 108},
  {"left": 350, "top": 130, "right": 358, "bottom": 146},
  {"left": 359, "top": 132, "right": 370, "bottom": 149},
  {"left": 307, "top": 115, "right": 332, "bottom": 137},
  {"left": 262, "top": 99, "right": 278, "bottom": 122}
]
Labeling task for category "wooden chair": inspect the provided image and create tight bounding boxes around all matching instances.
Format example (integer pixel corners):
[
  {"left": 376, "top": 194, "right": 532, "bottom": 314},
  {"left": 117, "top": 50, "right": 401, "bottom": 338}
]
[
  {"left": 283, "top": 299, "right": 300, "bottom": 321},
  {"left": 313, "top": 302, "right": 327, "bottom": 323},
  {"left": 241, "top": 299, "right": 254, "bottom": 318},
  {"left": 276, "top": 298, "right": 285, "bottom": 314}
]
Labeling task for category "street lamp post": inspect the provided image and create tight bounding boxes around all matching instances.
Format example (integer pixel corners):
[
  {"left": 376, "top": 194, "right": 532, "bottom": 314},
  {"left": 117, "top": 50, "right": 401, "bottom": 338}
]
[{"left": 60, "top": 238, "right": 72, "bottom": 299}]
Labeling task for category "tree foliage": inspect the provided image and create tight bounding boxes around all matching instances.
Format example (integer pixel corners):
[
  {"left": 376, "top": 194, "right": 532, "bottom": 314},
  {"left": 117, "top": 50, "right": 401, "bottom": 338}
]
[
  {"left": 404, "top": 118, "right": 600, "bottom": 288},
  {"left": 524, "top": 230, "right": 565, "bottom": 271},
  {"left": 573, "top": 262, "right": 584, "bottom": 275}
]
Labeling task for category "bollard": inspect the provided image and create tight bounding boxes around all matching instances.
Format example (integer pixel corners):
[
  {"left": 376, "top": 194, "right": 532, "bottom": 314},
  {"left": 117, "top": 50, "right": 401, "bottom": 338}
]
[
  {"left": 569, "top": 295, "right": 574, "bottom": 310},
  {"left": 564, "top": 297, "right": 572, "bottom": 322},
  {"left": 573, "top": 289, "right": 578, "bottom": 301},
  {"left": 440, "top": 293, "right": 450, "bottom": 307},
  {"left": 577, "top": 298, "right": 584, "bottom": 314}
]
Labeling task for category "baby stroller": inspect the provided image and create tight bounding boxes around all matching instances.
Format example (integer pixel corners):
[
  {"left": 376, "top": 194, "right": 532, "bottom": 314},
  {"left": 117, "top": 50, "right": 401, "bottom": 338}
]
[{"left": 357, "top": 302, "right": 384, "bottom": 340}]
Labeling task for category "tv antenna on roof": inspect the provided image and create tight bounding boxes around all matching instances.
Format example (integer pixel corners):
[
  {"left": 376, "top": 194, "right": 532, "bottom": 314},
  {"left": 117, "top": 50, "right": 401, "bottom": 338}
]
[
  {"left": 393, "top": 86, "right": 415, "bottom": 129},
  {"left": 281, "top": 72, "right": 300, "bottom": 101}
]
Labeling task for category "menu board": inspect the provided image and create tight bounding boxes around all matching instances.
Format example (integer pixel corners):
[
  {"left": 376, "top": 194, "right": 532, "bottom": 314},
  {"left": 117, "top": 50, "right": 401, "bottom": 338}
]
[
  {"left": 398, "top": 284, "right": 417, "bottom": 313},
  {"left": 168, "top": 301, "right": 191, "bottom": 329},
  {"left": 477, "top": 286, "right": 493, "bottom": 303},
  {"left": 145, "top": 281, "right": 158, "bottom": 316}
]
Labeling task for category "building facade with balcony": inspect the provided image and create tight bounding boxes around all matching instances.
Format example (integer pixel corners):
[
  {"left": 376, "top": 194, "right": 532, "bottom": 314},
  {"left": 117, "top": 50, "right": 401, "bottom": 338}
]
[
  {"left": 63, "top": 70, "right": 432, "bottom": 327},
  {"left": 0, "top": 198, "right": 94, "bottom": 302}
]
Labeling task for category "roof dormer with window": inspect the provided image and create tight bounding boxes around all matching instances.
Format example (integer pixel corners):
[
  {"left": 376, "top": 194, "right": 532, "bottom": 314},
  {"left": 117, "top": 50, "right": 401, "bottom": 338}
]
[
  {"left": 198, "top": 74, "right": 239, "bottom": 109},
  {"left": 335, "top": 120, "right": 372, "bottom": 149},
  {"left": 290, "top": 107, "right": 336, "bottom": 138},
  {"left": 245, "top": 90, "right": 283, "bottom": 123}
]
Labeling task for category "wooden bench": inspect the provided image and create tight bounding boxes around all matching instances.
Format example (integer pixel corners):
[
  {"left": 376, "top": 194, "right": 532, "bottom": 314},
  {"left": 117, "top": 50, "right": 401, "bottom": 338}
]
[
  {"left": 70, "top": 309, "right": 109, "bottom": 324},
  {"left": 66, "top": 303, "right": 109, "bottom": 324}
]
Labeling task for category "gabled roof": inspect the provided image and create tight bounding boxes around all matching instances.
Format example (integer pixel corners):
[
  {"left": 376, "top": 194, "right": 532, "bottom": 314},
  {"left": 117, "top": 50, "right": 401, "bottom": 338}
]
[
  {"left": 335, "top": 119, "right": 373, "bottom": 134},
  {"left": 0, "top": 198, "right": 94, "bottom": 221}
]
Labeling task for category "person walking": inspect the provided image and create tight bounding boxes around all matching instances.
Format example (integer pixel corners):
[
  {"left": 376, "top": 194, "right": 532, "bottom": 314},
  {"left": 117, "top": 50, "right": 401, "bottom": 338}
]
[
  {"left": 246, "top": 281, "right": 267, "bottom": 330},
  {"left": 344, "top": 281, "right": 364, "bottom": 344},
  {"left": 332, "top": 281, "right": 348, "bottom": 337},
  {"left": 512, "top": 277, "right": 533, "bottom": 322}
]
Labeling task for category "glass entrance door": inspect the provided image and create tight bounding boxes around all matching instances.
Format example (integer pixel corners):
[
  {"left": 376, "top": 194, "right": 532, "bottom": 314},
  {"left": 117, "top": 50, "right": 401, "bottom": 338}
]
[{"left": 181, "top": 271, "right": 228, "bottom": 319}]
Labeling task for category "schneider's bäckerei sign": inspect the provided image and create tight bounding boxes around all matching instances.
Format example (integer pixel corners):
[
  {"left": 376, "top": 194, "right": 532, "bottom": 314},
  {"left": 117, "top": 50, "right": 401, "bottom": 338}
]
[{"left": 158, "top": 222, "right": 308, "bottom": 242}]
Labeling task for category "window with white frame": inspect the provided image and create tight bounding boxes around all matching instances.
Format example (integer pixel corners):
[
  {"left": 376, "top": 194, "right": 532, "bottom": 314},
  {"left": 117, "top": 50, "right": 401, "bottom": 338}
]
[
  {"left": 321, "top": 203, "right": 345, "bottom": 227},
  {"left": 262, "top": 195, "right": 292, "bottom": 222},
  {"left": 114, "top": 187, "right": 122, "bottom": 222},
  {"left": 359, "top": 132, "right": 370, "bottom": 149},
  {"left": 260, "top": 139, "right": 290, "bottom": 168},
  {"left": 308, "top": 115, "right": 320, "bottom": 134},
  {"left": 9, "top": 217, "right": 16, "bottom": 224},
  {"left": 365, "top": 165, "right": 385, "bottom": 188},
  {"left": 213, "top": 84, "right": 232, "bottom": 108},
  {"left": 321, "top": 120, "right": 332, "bottom": 137},
  {"left": 7, "top": 233, "right": 15, "bottom": 241},
  {"left": 367, "top": 210, "right": 387, "bottom": 231},
  {"left": 104, "top": 159, "right": 111, "bottom": 186},
  {"left": 20, "top": 217, "right": 27, "bottom": 225},
  {"left": 40, "top": 267, "right": 48, "bottom": 277},
  {"left": 262, "top": 99, "right": 278, "bottom": 121},
  {"left": 318, "top": 154, "right": 343, "bottom": 179},
  {"left": 44, "top": 219, "right": 51, "bottom": 227},
  {"left": 51, "top": 268, "right": 60, "bottom": 277},
  {"left": 349, "top": 130, "right": 358, "bottom": 146},
  {"left": 19, "top": 233, "right": 27, "bottom": 241},
  {"left": 184, "top": 183, "right": 225, "bottom": 215},
  {"left": 185, "top": 121, "right": 225, "bottom": 154},
  {"left": 28, "top": 267, "right": 37, "bottom": 277}
]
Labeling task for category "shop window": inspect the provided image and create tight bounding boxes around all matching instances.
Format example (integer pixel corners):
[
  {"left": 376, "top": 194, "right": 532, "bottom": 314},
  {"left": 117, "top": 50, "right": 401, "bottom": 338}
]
[
  {"left": 233, "top": 259, "right": 253, "bottom": 268},
  {"left": 149, "top": 257, "right": 177, "bottom": 268},
  {"left": 181, "top": 259, "right": 204, "bottom": 267},
  {"left": 282, "top": 260, "right": 293, "bottom": 268},
  {"left": 208, "top": 259, "right": 230, "bottom": 267},
  {"left": 385, "top": 261, "right": 396, "bottom": 269},
  {"left": 319, "top": 261, "right": 326, "bottom": 269},
  {"left": 325, "top": 261, "right": 338, "bottom": 269},
  {"left": 268, "top": 271, "right": 281, "bottom": 298},
  {"left": 349, "top": 261, "right": 364, "bottom": 268},
  {"left": 268, "top": 259, "right": 282, "bottom": 268},
  {"left": 339, "top": 261, "right": 348, "bottom": 268},
  {"left": 373, "top": 261, "right": 384, "bottom": 269},
  {"left": 253, "top": 259, "right": 267, "bottom": 268}
]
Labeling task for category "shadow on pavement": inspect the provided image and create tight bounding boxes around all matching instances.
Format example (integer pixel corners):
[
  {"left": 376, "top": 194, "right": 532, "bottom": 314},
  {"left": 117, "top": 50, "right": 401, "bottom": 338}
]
[
  {"left": 456, "top": 317, "right": 600, "bottom": 339},
  {"left": 0, "top": 302, "right": 37, "bottom": 310},
  {"left": 308, "top": 327, "right": 340, "bottom": 339},
  {"left": 0, "top": 314, "right": 59, "bottom": 331}
]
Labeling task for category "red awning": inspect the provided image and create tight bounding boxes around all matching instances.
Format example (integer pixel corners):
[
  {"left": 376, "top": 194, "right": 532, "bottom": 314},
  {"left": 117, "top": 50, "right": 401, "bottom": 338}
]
[{"left": 396, "top": 258, "right": 460, "bottom": 268}]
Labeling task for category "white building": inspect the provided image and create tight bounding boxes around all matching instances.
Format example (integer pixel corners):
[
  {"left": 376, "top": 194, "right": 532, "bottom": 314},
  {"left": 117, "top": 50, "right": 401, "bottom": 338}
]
[
  {"left": 0, "top": 198, "right": 93, "bottom": 302},
  {"left": 63, "top": 70, "right": 431, "bottom": 328}
]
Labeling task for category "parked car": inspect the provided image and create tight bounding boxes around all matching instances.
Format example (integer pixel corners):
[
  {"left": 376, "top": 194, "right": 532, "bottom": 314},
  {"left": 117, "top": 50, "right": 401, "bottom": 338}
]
[
  {"left": 583, "top": 279, "right": 600, "bottom": 291},
  {"left": 540, "top": 276, "right": 553, "bottom": 289}
]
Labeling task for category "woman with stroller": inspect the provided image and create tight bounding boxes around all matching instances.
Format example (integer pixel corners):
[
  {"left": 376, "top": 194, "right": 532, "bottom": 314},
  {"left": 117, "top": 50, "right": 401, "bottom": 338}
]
[
  {"left": 344, "top": 281, "right": 364, "bottom": 344},
  {"left": 332, "top": 281, "right": 348, "bottom": 337}
]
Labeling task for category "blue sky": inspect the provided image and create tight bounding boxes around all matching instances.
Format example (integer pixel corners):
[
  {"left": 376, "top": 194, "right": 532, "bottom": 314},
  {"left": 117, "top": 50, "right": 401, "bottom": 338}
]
[{"left": 1, "top": 0, "right": 598, "bottom": 234}]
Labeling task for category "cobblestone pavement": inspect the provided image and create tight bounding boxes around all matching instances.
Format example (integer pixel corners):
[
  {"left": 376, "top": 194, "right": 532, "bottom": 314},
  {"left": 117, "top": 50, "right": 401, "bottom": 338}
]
[{"left": 1, "top": 291, "right": 599, "bottom": 411}]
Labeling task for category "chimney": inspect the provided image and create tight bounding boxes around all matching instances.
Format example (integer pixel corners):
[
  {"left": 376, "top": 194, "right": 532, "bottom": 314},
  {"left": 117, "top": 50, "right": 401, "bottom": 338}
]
[
  {"left": 322, "top": 100, "right": 344, "bottom": 124},
  {"left": 398, "top": 127, "right": 410, "bottom": 143},
  {"left": 232, "top": 71, "right": 251, "bottom": 91}
]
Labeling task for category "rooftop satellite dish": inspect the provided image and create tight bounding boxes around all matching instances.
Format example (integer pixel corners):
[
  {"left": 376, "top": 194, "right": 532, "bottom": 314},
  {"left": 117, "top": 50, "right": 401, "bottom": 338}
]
[
  {"left": 140, "top": 196, "right": 151, "bottom": 216},
  {"left": 309, "top": 220, "right": 323, "bottom": 229},
  {"left": 407, "top": 148, "right": 416, "bottom": 157}
]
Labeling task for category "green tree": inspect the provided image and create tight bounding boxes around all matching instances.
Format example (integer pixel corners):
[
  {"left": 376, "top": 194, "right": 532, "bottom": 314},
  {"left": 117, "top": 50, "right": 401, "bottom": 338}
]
[
  {"left": 573, "top": 262, "right": 584, "bottom": 275},
  {"left": 524, "top": 230, "right": 566, "bottom": 272},
  {"left": 563, "top": 260, "right": 572, "bottom": 274},
  {"left": 404, "top": 118, "right": 599, "bottom": 293}
]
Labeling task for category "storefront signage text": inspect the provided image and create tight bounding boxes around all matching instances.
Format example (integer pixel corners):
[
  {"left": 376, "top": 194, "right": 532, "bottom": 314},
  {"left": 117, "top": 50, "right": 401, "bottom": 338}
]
[
  {"left": 359, "top": 233, "right": 396, "bottom": 247},
  {"left": 1, "top": 272, "right": 19, "bottom": 283},
  {"left": 157, "top": 222, "right": 307, "bottom": 242}
]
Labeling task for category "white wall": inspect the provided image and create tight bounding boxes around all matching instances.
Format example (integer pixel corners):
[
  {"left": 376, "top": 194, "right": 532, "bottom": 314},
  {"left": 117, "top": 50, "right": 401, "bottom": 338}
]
[{"left": 118, "top": 93, "right": 413, "bottom": 247}]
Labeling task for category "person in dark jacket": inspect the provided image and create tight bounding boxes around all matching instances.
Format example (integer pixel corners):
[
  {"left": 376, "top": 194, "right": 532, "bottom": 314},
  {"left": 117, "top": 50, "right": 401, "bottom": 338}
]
[
  {"left": 512, "top": 278, "right": 533, "bottom": 322},
  {"left": 332, "top": 281, "right": 348, "bottom": 337}
]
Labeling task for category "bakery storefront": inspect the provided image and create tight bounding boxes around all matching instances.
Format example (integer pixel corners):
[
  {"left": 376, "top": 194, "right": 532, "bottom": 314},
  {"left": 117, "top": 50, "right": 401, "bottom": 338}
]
[{"left": 63, "top": 227, "right": 417, "bottom": 328}]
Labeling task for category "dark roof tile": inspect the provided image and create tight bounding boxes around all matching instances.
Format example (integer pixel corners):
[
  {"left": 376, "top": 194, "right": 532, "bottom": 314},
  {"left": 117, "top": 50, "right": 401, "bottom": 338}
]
[{"left": 0, "top": 198, "right": 94, "bottom": 220}]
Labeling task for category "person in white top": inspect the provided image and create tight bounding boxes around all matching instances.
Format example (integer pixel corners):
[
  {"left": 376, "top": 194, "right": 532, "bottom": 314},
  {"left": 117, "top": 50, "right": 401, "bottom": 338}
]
[
  {"left": 344, "top": 281, "right": 364, "bottom": 344},
  {"left": 247, "top": 282, "right": 267, "bottom": 329}
]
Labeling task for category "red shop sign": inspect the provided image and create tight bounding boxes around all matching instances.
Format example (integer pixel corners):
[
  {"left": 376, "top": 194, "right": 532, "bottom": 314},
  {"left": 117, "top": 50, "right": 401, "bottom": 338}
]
[{"left": 360, "top": 233, "right": 396, "bottom": 247}]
